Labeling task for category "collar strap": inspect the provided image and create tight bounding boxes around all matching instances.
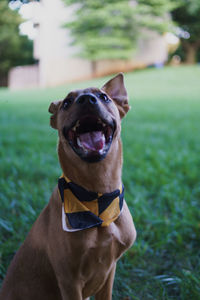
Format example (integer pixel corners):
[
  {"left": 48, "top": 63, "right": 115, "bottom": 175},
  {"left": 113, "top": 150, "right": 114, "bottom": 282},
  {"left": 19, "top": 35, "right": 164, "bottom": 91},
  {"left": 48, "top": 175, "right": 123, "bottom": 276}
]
[{"left": 58, "top": 175, "right": 124, "bottom": 232}]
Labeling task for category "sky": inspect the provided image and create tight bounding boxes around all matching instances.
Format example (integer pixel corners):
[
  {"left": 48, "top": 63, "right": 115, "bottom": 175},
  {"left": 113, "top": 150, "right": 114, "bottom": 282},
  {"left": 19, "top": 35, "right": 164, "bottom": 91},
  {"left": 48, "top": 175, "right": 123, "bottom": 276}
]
[{"left": 9, "top": 1, "right": 40, "bottom": 39}]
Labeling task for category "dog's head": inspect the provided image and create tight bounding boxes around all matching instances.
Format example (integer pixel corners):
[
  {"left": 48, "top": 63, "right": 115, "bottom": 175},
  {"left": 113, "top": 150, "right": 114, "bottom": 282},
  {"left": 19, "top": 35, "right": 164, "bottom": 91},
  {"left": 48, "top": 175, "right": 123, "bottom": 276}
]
[{"left": 48, "top": 73, "right": 129, "bottom": 163}]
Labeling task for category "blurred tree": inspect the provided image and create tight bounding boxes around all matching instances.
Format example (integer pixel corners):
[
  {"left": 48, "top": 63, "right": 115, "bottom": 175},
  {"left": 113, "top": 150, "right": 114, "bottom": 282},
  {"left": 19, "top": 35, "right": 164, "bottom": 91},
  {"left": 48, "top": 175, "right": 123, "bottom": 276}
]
[
  {"left": 63, "top": 0, "right": 176, "bottom": 74},
  {"left": 8, "top": 0, "right": 39, "bottom": 3},
  {"left": 0, "top": 1, "right": 34, "bottom": 86},
  {"left": 171, "top": 0, "right": 200, "bottom": 63}
]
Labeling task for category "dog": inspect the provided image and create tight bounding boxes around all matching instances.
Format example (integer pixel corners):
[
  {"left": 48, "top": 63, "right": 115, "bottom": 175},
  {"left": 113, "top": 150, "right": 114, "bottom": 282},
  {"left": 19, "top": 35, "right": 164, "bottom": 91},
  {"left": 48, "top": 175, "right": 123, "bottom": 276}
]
[{"left": 0, "top": 73, "right": 136, "bottom": 300}]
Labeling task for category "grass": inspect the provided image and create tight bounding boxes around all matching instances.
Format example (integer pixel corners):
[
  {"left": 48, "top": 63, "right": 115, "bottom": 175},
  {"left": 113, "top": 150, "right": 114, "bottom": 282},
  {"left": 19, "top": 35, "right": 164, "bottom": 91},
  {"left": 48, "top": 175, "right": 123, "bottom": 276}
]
[{"left": 0, "top": 65, "right": 200, "bottom": 299}]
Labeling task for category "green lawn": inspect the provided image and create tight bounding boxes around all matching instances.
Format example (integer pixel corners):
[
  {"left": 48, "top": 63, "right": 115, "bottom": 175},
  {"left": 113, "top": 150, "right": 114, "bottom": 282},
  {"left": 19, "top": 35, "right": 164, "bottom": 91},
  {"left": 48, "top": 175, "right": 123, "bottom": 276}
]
[{"left": 0, "top": 65, "right": 200, "bottom": 299}]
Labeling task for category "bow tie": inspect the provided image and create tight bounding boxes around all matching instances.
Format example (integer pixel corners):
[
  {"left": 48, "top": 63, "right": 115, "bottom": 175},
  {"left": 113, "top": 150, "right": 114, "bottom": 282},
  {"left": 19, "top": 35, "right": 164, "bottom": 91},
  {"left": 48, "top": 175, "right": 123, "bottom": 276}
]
[{"left": 58, "top": 175, "right": 124, "bottom": 232}]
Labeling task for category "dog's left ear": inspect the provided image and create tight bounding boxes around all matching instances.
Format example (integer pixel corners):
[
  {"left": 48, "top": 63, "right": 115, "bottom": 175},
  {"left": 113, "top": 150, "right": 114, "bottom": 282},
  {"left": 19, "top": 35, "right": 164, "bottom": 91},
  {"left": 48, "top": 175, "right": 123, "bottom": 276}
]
[
  {"left": 101, "top": 73, "right": 130, "bottom": 118},
  {"left": 48, "top": 100, "right": 61, "bottom": 129}
]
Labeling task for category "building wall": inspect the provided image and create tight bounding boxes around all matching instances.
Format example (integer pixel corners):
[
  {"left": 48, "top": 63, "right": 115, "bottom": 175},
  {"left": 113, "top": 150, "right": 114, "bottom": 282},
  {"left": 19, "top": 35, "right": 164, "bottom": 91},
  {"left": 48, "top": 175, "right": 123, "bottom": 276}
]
[
  {"left": 37, "top": 0, "right": 168, "bottom": 87},
  {"left": 9, "top": 0, "right": 168, "bottom": 89},
  {"left": 36, "top": 0, "right": 94, "bottom": 87},
  {"left": 8, "top": 65, "right": 39, "bottom": 90},
  {"left": 135, "top": 30, "right": 168, "bottom": 65}
]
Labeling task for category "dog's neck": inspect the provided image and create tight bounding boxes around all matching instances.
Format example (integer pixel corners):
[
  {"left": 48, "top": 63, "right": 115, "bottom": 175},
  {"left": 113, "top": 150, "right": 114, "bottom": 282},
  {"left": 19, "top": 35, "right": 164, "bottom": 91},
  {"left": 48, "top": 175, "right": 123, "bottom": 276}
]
[{"left": 58, "top": 139, "right": 122, "bottom": 194}]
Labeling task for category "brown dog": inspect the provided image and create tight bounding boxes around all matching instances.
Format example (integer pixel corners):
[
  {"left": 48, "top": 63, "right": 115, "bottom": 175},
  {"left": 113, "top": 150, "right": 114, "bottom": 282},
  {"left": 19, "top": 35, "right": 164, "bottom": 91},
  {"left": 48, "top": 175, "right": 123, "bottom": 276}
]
[{"left": 0, "top": 73, "right": 136, "bottom": 300}]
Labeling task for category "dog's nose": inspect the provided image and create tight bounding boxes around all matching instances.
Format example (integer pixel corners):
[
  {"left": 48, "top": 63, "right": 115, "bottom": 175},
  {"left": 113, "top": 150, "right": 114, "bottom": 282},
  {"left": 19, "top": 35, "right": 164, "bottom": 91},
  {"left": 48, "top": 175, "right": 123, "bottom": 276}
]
[{"left": 76, "top": 94, "right": 98, "bottom": 105}]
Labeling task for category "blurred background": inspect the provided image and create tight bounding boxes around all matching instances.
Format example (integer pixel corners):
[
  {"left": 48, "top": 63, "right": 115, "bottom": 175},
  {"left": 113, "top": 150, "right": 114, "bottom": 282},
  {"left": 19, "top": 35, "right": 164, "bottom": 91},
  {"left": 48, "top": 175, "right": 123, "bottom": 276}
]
[
  {"left": 0, "top": 1, "right": 200, "bottom": 299},
  {"left": 1, "top": 0, "right": 200, "bottom": 88}
]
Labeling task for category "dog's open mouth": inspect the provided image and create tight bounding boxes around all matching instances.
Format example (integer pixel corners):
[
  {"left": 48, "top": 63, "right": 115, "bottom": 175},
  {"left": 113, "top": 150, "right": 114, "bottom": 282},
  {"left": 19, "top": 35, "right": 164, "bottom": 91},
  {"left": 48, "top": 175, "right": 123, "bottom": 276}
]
[{"left": 63, "top": 115, "right": 115, "bottom": 162}]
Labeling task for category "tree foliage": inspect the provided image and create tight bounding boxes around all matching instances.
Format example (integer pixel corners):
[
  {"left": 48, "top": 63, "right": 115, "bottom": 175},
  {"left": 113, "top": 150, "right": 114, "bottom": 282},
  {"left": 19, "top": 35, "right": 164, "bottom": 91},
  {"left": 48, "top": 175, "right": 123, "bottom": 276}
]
[
  {"left": 137, "top": 0, "right": 176, "bottom": 32},
  {"left": 64, "top": 1, "right": 138, "bottom": 61},
  {"left": 171, "top": 0, "right": 200, "bottom": 63},
  {"left": 0, "top": 1, "right": 34, "bottom": 83},
  {"left": 63, "top": 0, "right": 175, "bottom": 62}
]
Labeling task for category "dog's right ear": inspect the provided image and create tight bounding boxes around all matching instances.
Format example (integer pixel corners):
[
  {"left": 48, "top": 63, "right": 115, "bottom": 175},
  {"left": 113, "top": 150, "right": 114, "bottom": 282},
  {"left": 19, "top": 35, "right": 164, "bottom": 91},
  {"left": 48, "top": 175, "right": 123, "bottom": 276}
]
[{"left": 48, "top": 100, "right": 62, "bottom": 129}]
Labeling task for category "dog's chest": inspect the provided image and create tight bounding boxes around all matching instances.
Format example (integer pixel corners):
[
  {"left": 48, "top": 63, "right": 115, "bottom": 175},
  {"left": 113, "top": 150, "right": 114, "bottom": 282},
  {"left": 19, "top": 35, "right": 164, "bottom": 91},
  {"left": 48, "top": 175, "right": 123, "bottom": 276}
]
[
  {"left": 72, "top": 214, "right": 132, "bottom": 276},
  {"left": 75, "top": 218, "right": 135, "bottom": 296}
]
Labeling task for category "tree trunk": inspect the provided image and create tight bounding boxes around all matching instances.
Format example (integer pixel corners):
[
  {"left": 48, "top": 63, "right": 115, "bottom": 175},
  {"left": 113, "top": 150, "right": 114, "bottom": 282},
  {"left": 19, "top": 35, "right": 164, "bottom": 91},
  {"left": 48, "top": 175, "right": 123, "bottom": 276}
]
[
  {"left": 91, "top": 60, "right": 97, "bottom": 77},
  {"left": 182, "top": 41, "right": 198, "bottom": 64},
  {"left": 0, "top": 73, "right": 8, "bottom": 87}
]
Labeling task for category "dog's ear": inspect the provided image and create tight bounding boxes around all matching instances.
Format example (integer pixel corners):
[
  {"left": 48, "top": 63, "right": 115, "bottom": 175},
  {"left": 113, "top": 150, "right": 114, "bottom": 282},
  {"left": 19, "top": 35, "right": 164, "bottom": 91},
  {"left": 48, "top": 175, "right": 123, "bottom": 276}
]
[
  {"left": 101, "top": 73, "right": 130, "bottom": 118},
  {"left": 48, "top": 100, "right": 61, "bottom": 129}
]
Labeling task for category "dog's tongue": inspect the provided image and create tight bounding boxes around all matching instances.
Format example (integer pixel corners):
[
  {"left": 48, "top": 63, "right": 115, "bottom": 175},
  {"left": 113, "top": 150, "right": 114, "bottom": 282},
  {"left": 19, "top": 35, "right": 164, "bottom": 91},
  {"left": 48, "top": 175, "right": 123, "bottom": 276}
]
[{"left": 79, "top": 131, "right": 105, "bottom": 151}]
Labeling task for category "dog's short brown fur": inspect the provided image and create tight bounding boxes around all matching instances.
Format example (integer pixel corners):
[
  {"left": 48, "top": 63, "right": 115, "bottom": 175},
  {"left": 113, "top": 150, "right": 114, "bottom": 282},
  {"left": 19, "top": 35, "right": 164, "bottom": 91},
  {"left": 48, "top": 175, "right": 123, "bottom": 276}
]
[{"left": 0, "top": 74, "right": 136, "bottom": 300}]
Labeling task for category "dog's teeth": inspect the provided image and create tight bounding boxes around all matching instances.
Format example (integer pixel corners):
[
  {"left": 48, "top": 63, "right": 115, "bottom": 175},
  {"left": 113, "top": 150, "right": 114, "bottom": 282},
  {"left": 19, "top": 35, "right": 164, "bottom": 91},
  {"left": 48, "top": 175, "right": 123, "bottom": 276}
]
[
  {"left": 77, "top": 137, "right": 88, "bottom": 153},
  {"left": 99, "top": 149, "right": 104, "bottom": 155},
  {"left": 77, "top": 137, "right": 82, "bottom": 148},
  {"left": 72, "top": 120, "right": 80, "bottom": 131}
]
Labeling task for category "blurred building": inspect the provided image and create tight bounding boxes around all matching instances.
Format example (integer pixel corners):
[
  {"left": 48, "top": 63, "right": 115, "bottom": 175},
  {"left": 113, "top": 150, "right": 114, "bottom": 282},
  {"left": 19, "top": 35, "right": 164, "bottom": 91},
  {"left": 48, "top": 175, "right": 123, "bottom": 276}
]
[{"left": 9, "top": 0, "right": 168, "bottom": 89}]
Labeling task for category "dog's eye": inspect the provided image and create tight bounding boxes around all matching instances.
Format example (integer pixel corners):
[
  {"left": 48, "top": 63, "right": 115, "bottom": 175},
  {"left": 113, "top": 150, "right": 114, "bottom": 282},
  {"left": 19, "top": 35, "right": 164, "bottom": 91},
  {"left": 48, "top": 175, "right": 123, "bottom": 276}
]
[
  {"left": 62, "top": 97, "right": 73, "bottom": 109},
  {"left": 99, "top": 93, "right": 110, "bottom": 103}
]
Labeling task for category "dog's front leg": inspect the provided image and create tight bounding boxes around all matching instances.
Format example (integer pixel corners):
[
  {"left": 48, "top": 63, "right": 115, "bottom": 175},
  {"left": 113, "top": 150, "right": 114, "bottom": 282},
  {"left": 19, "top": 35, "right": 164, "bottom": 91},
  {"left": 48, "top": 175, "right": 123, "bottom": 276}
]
[
  {"left": 57, "top": 279, "right": 82, "bottom": 300},
  {"left": 95, "top": 264, "right": 116, "bottom": 300}
]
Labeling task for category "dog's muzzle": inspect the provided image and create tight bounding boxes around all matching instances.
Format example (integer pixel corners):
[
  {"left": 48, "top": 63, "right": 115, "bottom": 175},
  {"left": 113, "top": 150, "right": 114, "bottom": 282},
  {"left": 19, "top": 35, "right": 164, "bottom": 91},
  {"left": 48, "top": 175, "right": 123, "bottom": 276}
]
[{"left": 63, "top": 95, "right": 116, "bottom": 162}]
